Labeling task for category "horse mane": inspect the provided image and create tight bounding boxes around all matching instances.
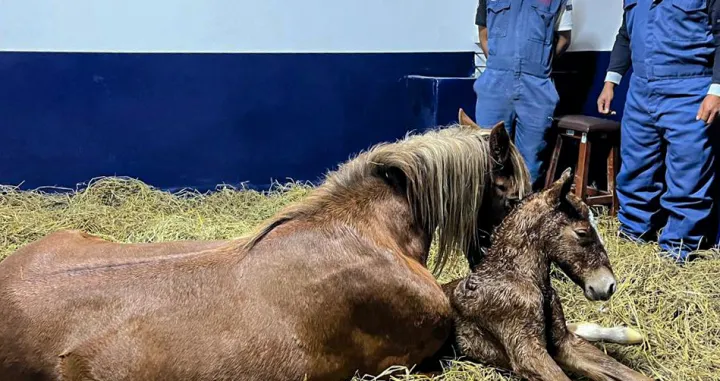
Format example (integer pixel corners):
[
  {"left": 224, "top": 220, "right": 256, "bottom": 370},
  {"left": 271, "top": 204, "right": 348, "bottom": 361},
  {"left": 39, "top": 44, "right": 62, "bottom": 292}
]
[{"left": 239, "top": 123, "right": 530, "bottom": 275}]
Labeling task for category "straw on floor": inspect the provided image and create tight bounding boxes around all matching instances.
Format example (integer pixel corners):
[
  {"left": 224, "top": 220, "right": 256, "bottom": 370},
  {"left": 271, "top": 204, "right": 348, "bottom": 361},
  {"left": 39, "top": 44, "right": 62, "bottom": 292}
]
[{"left": 1, "top": 177, "right": 718, "bottom": 381}]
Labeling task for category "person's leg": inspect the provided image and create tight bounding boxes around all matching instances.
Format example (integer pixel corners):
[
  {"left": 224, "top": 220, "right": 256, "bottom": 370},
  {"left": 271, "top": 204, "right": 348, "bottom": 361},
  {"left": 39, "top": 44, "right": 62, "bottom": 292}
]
[
  {"left": 513, "top": 75, "right": 558, "bottom": 189},
  {"left": 473, "top": 68, "right": 516, "bottom": 136},
  {"left": 655, "top": 77, "right": 716, "bottom": 262},
  {"left": 616, "top": 76, "right": 665, "bottom": 242}
]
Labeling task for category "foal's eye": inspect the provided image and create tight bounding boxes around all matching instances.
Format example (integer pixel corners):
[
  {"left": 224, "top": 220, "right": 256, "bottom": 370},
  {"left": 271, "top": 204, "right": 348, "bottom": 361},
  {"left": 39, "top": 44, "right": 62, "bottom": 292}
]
[
  {"left": 575, "top": 229, "right": 590, "bottom": 239},
  {"left": 495, "top": 183, "right": 507, "bottom": 192}
]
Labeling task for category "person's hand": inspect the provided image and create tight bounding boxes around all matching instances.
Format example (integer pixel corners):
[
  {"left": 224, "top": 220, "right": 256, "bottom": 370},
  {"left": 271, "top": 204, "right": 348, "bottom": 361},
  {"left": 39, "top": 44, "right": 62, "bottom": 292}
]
[
  {"left": 597, "top": 82, "right": 615, "bottom": 115},
  {"left": 697, "top": 94, "right": 720, "bottom": 125}
]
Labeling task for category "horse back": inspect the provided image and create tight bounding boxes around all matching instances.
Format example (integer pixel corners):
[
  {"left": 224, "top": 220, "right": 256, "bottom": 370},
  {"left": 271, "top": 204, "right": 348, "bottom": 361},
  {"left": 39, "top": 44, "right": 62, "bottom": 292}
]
[{"left": 0, "top": 229, "right": 230, "bottom": 277}]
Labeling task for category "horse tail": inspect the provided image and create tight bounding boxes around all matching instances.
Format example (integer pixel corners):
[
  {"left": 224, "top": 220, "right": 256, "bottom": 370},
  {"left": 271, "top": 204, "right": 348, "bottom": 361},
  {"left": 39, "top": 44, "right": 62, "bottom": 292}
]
[{"left": 566, "top": 322, "right": 645, "bottom": 345}]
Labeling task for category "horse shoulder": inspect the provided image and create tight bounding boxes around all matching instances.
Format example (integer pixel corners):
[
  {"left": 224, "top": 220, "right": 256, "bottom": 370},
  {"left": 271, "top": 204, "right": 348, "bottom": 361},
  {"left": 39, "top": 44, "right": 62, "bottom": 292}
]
[
  {"left": 347, "top": 247, "right": 453, "bottom": 373},
  {"left": 240, "top": 222, "right": 452, "bottom": 378}
]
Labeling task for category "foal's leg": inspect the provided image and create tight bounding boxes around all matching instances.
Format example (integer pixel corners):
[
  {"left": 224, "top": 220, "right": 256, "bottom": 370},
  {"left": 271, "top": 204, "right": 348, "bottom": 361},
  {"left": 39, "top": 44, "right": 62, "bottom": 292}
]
[
  {"left": 547, "top": 292, "right": 653, "bottom": 381},
  {"left": 454, "top": 280, "right": 571, "bottom": 381},
  {"left": 459, "top": 320, "right": 569, "bottom": 381},
  {"left": 553, "top": 335, "right": 654, "bottom": 381},
  {"left": 491, "top": 308, "right": 571, "bottom": 380},
  {"left": 503, "top": 337, "right": 572, "bottom": 381}
]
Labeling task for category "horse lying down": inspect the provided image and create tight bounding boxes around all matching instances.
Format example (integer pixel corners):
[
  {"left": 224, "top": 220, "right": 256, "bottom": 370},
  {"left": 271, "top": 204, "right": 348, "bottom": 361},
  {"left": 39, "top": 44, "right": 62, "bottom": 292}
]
[
  {"left": 440, "top": 168, "right": 653, "bottom": 381},
  {"left": 0, "top": 120, "right": 531, "bottom": 381}
]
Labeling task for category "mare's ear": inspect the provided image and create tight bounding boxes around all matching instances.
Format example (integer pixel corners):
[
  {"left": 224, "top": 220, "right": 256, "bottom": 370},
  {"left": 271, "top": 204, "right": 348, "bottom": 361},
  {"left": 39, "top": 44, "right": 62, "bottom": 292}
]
[
  {"left": 377, "top": 165, "right": 408, "bottom": 194},
  {"left": 544, "top": 167, "right": 573, "bottom": 206},
  {"left": 489, "top": 121, "right": 510, "bottom": 166},
  {"left": 458, "top": 108, "right": 480, "bottom": 129}
]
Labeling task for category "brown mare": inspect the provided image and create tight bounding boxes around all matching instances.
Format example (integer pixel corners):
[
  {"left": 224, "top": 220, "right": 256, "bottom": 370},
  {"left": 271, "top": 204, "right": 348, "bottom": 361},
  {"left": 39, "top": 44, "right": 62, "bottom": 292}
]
[
  {"left": 0, "top": 118, "right": 532, "bottom": 381},
  {"left": 440, "top": 168, "right": 653, "bottom": 381}
]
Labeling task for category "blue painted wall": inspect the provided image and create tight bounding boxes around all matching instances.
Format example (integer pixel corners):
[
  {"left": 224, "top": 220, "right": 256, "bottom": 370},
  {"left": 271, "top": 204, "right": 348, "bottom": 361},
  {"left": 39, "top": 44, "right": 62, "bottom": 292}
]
[
  {"left": 0, "top": 50, "right": 630, "bottom": 191},
  {"left": 0, "top": 52, "right": 474, "bottom": 191}
]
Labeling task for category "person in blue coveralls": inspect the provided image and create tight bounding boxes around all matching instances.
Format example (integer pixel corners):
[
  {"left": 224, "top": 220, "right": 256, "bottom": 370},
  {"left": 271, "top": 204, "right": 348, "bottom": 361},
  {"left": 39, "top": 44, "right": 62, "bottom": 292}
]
[
  {"left": 597, "top": 0, "right": 720, "bottom": 262},
  {"left": 474, "top": 0, "right": 573, "bottom": 190}
]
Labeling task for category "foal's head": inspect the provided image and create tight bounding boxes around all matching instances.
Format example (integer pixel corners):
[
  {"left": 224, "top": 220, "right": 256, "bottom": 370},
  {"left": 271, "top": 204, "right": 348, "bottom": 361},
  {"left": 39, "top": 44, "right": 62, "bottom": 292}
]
[{"left": 535, "top": 168, "right": 616, "bottom": 301}]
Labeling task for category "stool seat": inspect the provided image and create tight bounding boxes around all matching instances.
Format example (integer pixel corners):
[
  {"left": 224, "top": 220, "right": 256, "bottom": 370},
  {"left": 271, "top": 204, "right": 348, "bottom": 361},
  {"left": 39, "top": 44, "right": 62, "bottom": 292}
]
[
  {"left": 545, "top": 115, "right": 621, "bottom": 216},
  {"left": 556, "top": 115, "right": 620, "bottom": 133}
]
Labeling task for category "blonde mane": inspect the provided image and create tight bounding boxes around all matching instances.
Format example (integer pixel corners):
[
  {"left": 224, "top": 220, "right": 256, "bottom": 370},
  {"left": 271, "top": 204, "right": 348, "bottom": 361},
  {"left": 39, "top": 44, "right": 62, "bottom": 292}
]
[{"left": 241, "top": 123, "right": 530, "bottom": 275}]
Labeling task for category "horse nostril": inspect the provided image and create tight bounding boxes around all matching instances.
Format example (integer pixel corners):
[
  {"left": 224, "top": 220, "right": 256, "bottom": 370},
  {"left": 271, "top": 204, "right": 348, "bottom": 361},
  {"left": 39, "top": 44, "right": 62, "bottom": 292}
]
[
  {"left": 588, "top": 285, "right": 596, "bottom": 296},
  {"left": 607, "top": 282, "right": 616, "bottom": 296}
]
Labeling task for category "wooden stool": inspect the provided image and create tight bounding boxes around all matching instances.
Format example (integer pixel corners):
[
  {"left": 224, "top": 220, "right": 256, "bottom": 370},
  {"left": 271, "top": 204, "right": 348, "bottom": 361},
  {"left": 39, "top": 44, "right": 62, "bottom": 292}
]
[{"left": 544, "top": 115, "right": 621, "bottom": 215}]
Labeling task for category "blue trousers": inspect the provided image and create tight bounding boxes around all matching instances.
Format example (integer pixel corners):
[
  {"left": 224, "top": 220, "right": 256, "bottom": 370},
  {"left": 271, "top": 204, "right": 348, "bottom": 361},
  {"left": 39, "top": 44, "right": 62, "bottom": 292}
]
[
  {"left": 473, "top": 69, "right": 558, "bottom": 189},
  {"left": 618, "top": 74, "right": 716, "bottom": 259}
]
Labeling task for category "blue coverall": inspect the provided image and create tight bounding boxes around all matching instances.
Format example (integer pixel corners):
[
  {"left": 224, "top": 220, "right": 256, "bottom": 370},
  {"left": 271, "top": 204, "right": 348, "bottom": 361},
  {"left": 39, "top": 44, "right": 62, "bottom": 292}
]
[
  {"left": 474, "top": 0, "right": 568, "bottom": 189},
  {"left": 605, "top": 0, "right": 720, "bottom": 260}
]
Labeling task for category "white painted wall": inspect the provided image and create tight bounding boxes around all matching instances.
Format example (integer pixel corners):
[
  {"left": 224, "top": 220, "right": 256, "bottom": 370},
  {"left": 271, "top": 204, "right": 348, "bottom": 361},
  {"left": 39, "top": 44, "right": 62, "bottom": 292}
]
[
  {"left": 567, "top": 0, "right": 624, "bottom": 51},
  {"left": 0, "top": 0, "right": 622, "bottom": 53}
]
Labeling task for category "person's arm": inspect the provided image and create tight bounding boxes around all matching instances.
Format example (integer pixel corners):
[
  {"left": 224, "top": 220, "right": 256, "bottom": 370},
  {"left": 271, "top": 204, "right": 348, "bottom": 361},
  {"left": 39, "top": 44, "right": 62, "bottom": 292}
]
[
  {"left": 476, "top": 0, "right": 489, "bottom": 58},
  {"left": 598, "top": 11, "right": 631, "bottom": 114},
  {"left": 556, "top": 31, "right": 571, "bottom": 56},
  {"left": 479, "top": 27, "right": 489, "bottom": 58},
  {"left": 604, "top": 11, "right": 631, "bottom": 87},
  {"left": 554, "top": 0, "right": 573, "bottom": 56},
  {"left": 697, "top": 0, "right": 720, "bottom": 123}
]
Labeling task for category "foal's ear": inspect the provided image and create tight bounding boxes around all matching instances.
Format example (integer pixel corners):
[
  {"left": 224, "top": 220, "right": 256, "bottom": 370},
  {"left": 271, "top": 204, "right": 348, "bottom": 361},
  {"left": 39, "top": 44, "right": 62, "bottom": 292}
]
[
  {"left": 545, "top": 167, "right": 573, "bottom": 205},
  {"left": 458, "top": 108, "right": 480, "bottom": 129},
  {"left": 489, "top": 121, "right": 510, "bottom": 166},
  {"left": 566, "top": 192, "right": 590, "bottom": 218}
]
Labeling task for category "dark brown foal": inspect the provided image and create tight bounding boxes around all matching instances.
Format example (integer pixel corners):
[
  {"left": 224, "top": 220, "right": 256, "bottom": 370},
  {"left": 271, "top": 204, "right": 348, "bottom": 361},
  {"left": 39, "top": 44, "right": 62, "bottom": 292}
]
[{"left": 442, "top": 168, "right": 654, "bottom": 381}]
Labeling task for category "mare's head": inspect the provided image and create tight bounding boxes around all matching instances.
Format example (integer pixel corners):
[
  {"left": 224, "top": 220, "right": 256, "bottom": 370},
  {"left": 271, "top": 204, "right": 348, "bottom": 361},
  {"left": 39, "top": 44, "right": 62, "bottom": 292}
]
[
  {"left": 458, "top": 109, "right": 532, "bottom": 268},
  {"left": 458, "top": 108, "right": 529, "bottom": 225},
  {"left": 528, "top": 168, "right": 616, "bottom": 301},
  {"left": 336, "top": 111, "right": 530, "bottom": 275},
  {"left": 242, "top": 111, "right": 530, "bottom": 276}
]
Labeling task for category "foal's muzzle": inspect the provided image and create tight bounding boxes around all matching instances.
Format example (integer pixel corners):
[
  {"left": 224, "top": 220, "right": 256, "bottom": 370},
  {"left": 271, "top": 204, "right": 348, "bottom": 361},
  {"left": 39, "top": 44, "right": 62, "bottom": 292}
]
[{"left": 584, "top": 267, "right": 617, "bottom": 301}]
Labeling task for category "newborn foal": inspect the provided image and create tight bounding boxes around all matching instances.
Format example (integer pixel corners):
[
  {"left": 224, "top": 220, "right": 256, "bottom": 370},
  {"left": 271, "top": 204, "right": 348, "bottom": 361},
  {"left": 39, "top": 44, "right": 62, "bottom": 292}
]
[{"left": 442, "top": 169, "right": 653, "bottom": 381}]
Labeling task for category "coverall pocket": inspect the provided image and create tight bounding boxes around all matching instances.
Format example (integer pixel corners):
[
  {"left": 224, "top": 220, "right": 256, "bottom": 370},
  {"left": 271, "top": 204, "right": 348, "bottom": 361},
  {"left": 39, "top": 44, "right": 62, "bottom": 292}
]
[
  {"left": 670, "top": 0, "right": 710, "bottom": 41},
  {"left": 623, "top": 0, "right": 637, "bottom": 9},
  {"left": 487, "top": 0, "right": 511, "bottom": 38},
  {"left": 529, "top": 1, "right": 558, "bottom": 44}
]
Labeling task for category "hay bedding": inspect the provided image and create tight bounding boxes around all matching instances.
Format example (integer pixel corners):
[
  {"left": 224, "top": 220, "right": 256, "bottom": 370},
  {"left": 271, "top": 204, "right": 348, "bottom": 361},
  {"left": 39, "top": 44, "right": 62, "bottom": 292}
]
[{"left": 1, "top": 178, "right": 718, "bottom": 381}]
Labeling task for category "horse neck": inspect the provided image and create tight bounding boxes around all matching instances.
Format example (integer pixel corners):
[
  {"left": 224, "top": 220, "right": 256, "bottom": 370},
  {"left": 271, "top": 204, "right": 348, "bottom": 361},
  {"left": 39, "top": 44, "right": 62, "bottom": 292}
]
[
  {"left": 481, "top": 211, "right": 551, "bottom": 286},
  {"left": 320, "top": 177, "right": 433, "bottom": 265}
]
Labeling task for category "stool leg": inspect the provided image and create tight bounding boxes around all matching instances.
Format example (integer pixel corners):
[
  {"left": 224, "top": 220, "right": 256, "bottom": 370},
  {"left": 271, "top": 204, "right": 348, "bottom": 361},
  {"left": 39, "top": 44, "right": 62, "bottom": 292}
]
[
  {"left": 545, "top": 135, "right": 564, "bottom": 189},
  {"left": 574, "top": 133, "right": 591, "bottom": 201},
  {"left": 607, "top": 141, "right": 620, "bottom": 216}
]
